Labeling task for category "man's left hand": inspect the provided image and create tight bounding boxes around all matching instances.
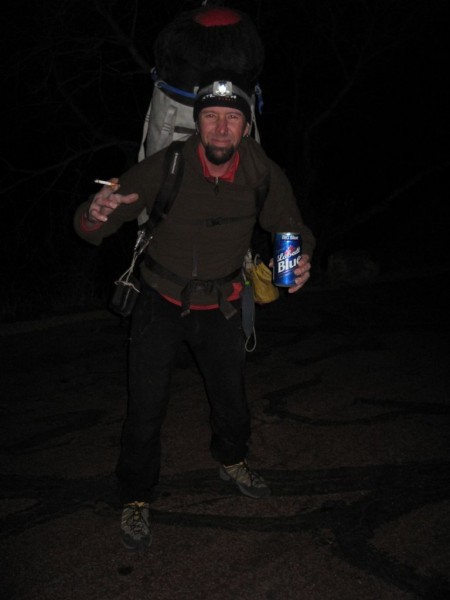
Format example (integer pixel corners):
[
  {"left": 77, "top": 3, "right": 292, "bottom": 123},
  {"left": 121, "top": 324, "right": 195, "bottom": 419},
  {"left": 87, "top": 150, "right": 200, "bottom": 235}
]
[{"left": 288, "top": 254, "right": 311, "bottom": 293}]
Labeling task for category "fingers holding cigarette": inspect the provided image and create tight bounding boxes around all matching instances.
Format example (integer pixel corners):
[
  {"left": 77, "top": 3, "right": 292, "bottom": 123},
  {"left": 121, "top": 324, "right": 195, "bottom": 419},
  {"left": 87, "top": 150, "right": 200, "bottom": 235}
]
[{"left": 88, "top": 177, "right": 139, "bottom": 224}]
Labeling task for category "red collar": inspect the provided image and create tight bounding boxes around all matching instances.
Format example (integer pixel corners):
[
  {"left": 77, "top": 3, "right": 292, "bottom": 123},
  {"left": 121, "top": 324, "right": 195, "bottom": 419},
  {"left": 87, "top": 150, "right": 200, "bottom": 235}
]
[{"left": 197, "top": 144, "right": 239, "bottom": 182}]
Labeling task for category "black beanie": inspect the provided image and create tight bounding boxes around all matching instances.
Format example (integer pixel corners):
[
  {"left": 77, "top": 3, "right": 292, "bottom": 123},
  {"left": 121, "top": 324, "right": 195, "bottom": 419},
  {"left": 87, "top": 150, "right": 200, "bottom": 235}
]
[{"left": 193, "top": 79, "right": 253, "bottom": 124}]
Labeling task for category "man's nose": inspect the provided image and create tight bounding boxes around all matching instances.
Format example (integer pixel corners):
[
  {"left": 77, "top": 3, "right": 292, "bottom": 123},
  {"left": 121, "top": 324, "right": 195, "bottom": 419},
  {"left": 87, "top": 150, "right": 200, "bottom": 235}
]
[{"left": 215, "top": 117, "right": 228, "bottom": 133}]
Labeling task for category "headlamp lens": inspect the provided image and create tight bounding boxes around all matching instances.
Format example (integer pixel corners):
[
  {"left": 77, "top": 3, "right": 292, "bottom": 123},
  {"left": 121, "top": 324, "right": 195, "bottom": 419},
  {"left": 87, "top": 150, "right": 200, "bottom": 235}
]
[{"left": 212, "top": 81, "right": 233, "bottom": 96}]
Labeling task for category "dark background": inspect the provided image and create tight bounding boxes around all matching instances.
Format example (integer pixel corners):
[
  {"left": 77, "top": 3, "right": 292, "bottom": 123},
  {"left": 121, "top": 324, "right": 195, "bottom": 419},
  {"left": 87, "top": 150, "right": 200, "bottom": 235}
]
[{"left": 1, "top": 0, "right": 449, "bottom": 322}]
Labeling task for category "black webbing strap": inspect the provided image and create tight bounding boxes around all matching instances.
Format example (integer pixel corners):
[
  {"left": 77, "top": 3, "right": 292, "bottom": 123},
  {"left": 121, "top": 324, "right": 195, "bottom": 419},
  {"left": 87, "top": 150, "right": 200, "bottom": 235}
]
[
  {"left": 145, "top": 256, "right": 241, "bottom": 319},
  {"left": 144, "top": 141, "right": 185, "bottom": 233}
]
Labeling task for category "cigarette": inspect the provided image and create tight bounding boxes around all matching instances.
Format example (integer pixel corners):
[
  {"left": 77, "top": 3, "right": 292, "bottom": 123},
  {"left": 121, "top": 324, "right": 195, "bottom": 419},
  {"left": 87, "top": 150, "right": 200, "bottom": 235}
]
[{"left": 94, "top": 179, "right": 116, "bottom": 187}]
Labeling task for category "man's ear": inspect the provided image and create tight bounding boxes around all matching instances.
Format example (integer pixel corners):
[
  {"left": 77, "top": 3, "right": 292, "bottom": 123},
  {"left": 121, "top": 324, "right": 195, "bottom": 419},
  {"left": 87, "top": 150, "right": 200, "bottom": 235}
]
[{"left": 244, "top": 123, "right": 250, "bottom": 138}]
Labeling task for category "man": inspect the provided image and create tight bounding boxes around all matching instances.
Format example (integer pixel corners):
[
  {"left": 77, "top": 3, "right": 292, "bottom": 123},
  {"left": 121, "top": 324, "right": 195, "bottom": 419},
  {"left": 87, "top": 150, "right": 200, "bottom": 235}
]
[{"left": 74, "top": 77, "right": 315, "bottom": 551}]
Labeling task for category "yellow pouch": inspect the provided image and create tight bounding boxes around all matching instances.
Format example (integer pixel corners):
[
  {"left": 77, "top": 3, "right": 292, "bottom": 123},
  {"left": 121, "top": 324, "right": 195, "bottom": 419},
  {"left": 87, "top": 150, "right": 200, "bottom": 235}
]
[{"left": 245, "top": 253, "right": 280, "bottom": 304}]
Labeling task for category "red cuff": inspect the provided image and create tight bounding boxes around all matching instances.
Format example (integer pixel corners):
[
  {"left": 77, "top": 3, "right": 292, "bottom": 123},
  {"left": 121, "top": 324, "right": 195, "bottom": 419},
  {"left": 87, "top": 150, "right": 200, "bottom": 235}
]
[{"left": 80, "top": 212, "right": 102, "bottom": 233}]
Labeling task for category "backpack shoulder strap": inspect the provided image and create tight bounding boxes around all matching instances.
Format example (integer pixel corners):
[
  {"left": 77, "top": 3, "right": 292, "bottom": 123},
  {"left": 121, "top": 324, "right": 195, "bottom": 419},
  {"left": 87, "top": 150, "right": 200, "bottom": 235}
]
[{"left": 145, "top": 141, "right": 185, "bottom": 233}]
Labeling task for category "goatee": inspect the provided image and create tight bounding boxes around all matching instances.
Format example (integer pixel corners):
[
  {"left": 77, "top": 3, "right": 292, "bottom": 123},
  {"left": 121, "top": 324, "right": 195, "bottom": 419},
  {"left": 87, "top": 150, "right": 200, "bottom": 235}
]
[{"left": 205, "top": 144, "right": 236, "bottom": 165}]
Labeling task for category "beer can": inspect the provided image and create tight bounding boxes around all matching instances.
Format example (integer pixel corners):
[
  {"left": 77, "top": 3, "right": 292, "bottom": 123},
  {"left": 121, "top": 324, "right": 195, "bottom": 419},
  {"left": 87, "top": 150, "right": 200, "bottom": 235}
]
[{"left": 273, "top": 232, "right": 302, "bottom": 287}]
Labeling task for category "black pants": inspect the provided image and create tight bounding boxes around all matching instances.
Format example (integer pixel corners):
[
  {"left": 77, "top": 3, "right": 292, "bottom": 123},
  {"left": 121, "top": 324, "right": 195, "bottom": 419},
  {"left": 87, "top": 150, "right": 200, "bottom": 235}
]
[{"left": 116, "top": 283, "right": 250, "bottom": 503}]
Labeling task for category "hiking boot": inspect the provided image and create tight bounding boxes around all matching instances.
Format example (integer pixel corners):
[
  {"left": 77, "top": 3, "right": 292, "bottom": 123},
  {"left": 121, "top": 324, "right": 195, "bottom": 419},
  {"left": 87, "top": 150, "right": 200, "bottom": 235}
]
[
  {"left": 219, "top": 460, "right": 271, "bottom": 499},
  {"left": 120, "top": 501, "right": 151, "bottom": 550}
]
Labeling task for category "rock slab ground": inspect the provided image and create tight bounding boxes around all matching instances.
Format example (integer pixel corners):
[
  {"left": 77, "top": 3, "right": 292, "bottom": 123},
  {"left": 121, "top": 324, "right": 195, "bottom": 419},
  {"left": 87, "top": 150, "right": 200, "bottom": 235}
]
[{"left": 1, "top": 272, "right": 449, "bottom": 600}]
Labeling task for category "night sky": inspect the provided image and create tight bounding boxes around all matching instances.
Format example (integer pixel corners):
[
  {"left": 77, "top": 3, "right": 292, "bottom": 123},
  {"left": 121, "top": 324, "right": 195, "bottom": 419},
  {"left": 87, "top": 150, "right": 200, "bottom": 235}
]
[{"left": 2, "top": 0, "right": 449, "bottom": 321}]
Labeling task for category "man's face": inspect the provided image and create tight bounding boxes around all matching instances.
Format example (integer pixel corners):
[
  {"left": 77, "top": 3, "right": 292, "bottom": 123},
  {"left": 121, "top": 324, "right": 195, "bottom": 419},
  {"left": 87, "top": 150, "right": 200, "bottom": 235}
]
[{"left": 198, "top": 106, "right": 249, "bottom": 165}]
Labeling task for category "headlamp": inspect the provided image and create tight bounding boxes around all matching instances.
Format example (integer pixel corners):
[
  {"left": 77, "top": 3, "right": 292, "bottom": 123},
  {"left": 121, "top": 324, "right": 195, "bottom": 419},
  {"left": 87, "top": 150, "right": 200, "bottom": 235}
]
[
  {"left": 193, "top": 80, "right": 254, "bottom": 124},
  {"left": 212, "top": 81, "right": 234, "bottom": 97}
]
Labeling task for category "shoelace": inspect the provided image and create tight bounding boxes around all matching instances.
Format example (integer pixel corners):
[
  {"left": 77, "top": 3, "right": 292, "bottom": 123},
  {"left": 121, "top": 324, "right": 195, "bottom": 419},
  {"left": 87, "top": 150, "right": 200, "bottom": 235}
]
[
  {"left": 123, "top": 503, "right": 149, "bottom": 534},
  {"left": 227, "top": 461, "right": 260, "bottom": 486}
]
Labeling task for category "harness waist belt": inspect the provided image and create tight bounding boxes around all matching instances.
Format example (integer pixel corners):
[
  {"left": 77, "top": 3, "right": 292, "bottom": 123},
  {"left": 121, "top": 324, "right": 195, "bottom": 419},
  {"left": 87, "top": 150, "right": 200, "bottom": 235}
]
[{"left": 145, "top": 256, "right": 242, "bottom": 319}]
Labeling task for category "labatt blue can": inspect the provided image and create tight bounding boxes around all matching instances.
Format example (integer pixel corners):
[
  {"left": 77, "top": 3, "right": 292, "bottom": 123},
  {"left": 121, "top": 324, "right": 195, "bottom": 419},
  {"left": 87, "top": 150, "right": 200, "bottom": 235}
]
[{"left": 273, "top": 232, "right": 302, "bottom": 287}]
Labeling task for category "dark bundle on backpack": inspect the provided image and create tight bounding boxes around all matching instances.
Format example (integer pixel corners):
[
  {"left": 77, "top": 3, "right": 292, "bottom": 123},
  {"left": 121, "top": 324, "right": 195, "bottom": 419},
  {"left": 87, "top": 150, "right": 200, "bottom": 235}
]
[{"left": 153, "top": 6, "right": 264, "bottom": 96}]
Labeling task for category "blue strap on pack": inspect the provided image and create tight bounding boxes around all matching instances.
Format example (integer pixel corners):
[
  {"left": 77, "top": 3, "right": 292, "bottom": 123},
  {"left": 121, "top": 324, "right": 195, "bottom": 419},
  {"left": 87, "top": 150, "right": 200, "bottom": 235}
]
[{"left": 151, "top": 67, "right": 198, "bottom": 100}]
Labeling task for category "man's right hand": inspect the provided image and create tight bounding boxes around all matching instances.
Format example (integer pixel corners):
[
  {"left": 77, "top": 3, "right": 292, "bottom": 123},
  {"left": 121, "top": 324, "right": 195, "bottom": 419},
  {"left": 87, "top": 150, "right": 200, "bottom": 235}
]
[{"left": 86, "top": 178, "right": 139, "bottom": 224}]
